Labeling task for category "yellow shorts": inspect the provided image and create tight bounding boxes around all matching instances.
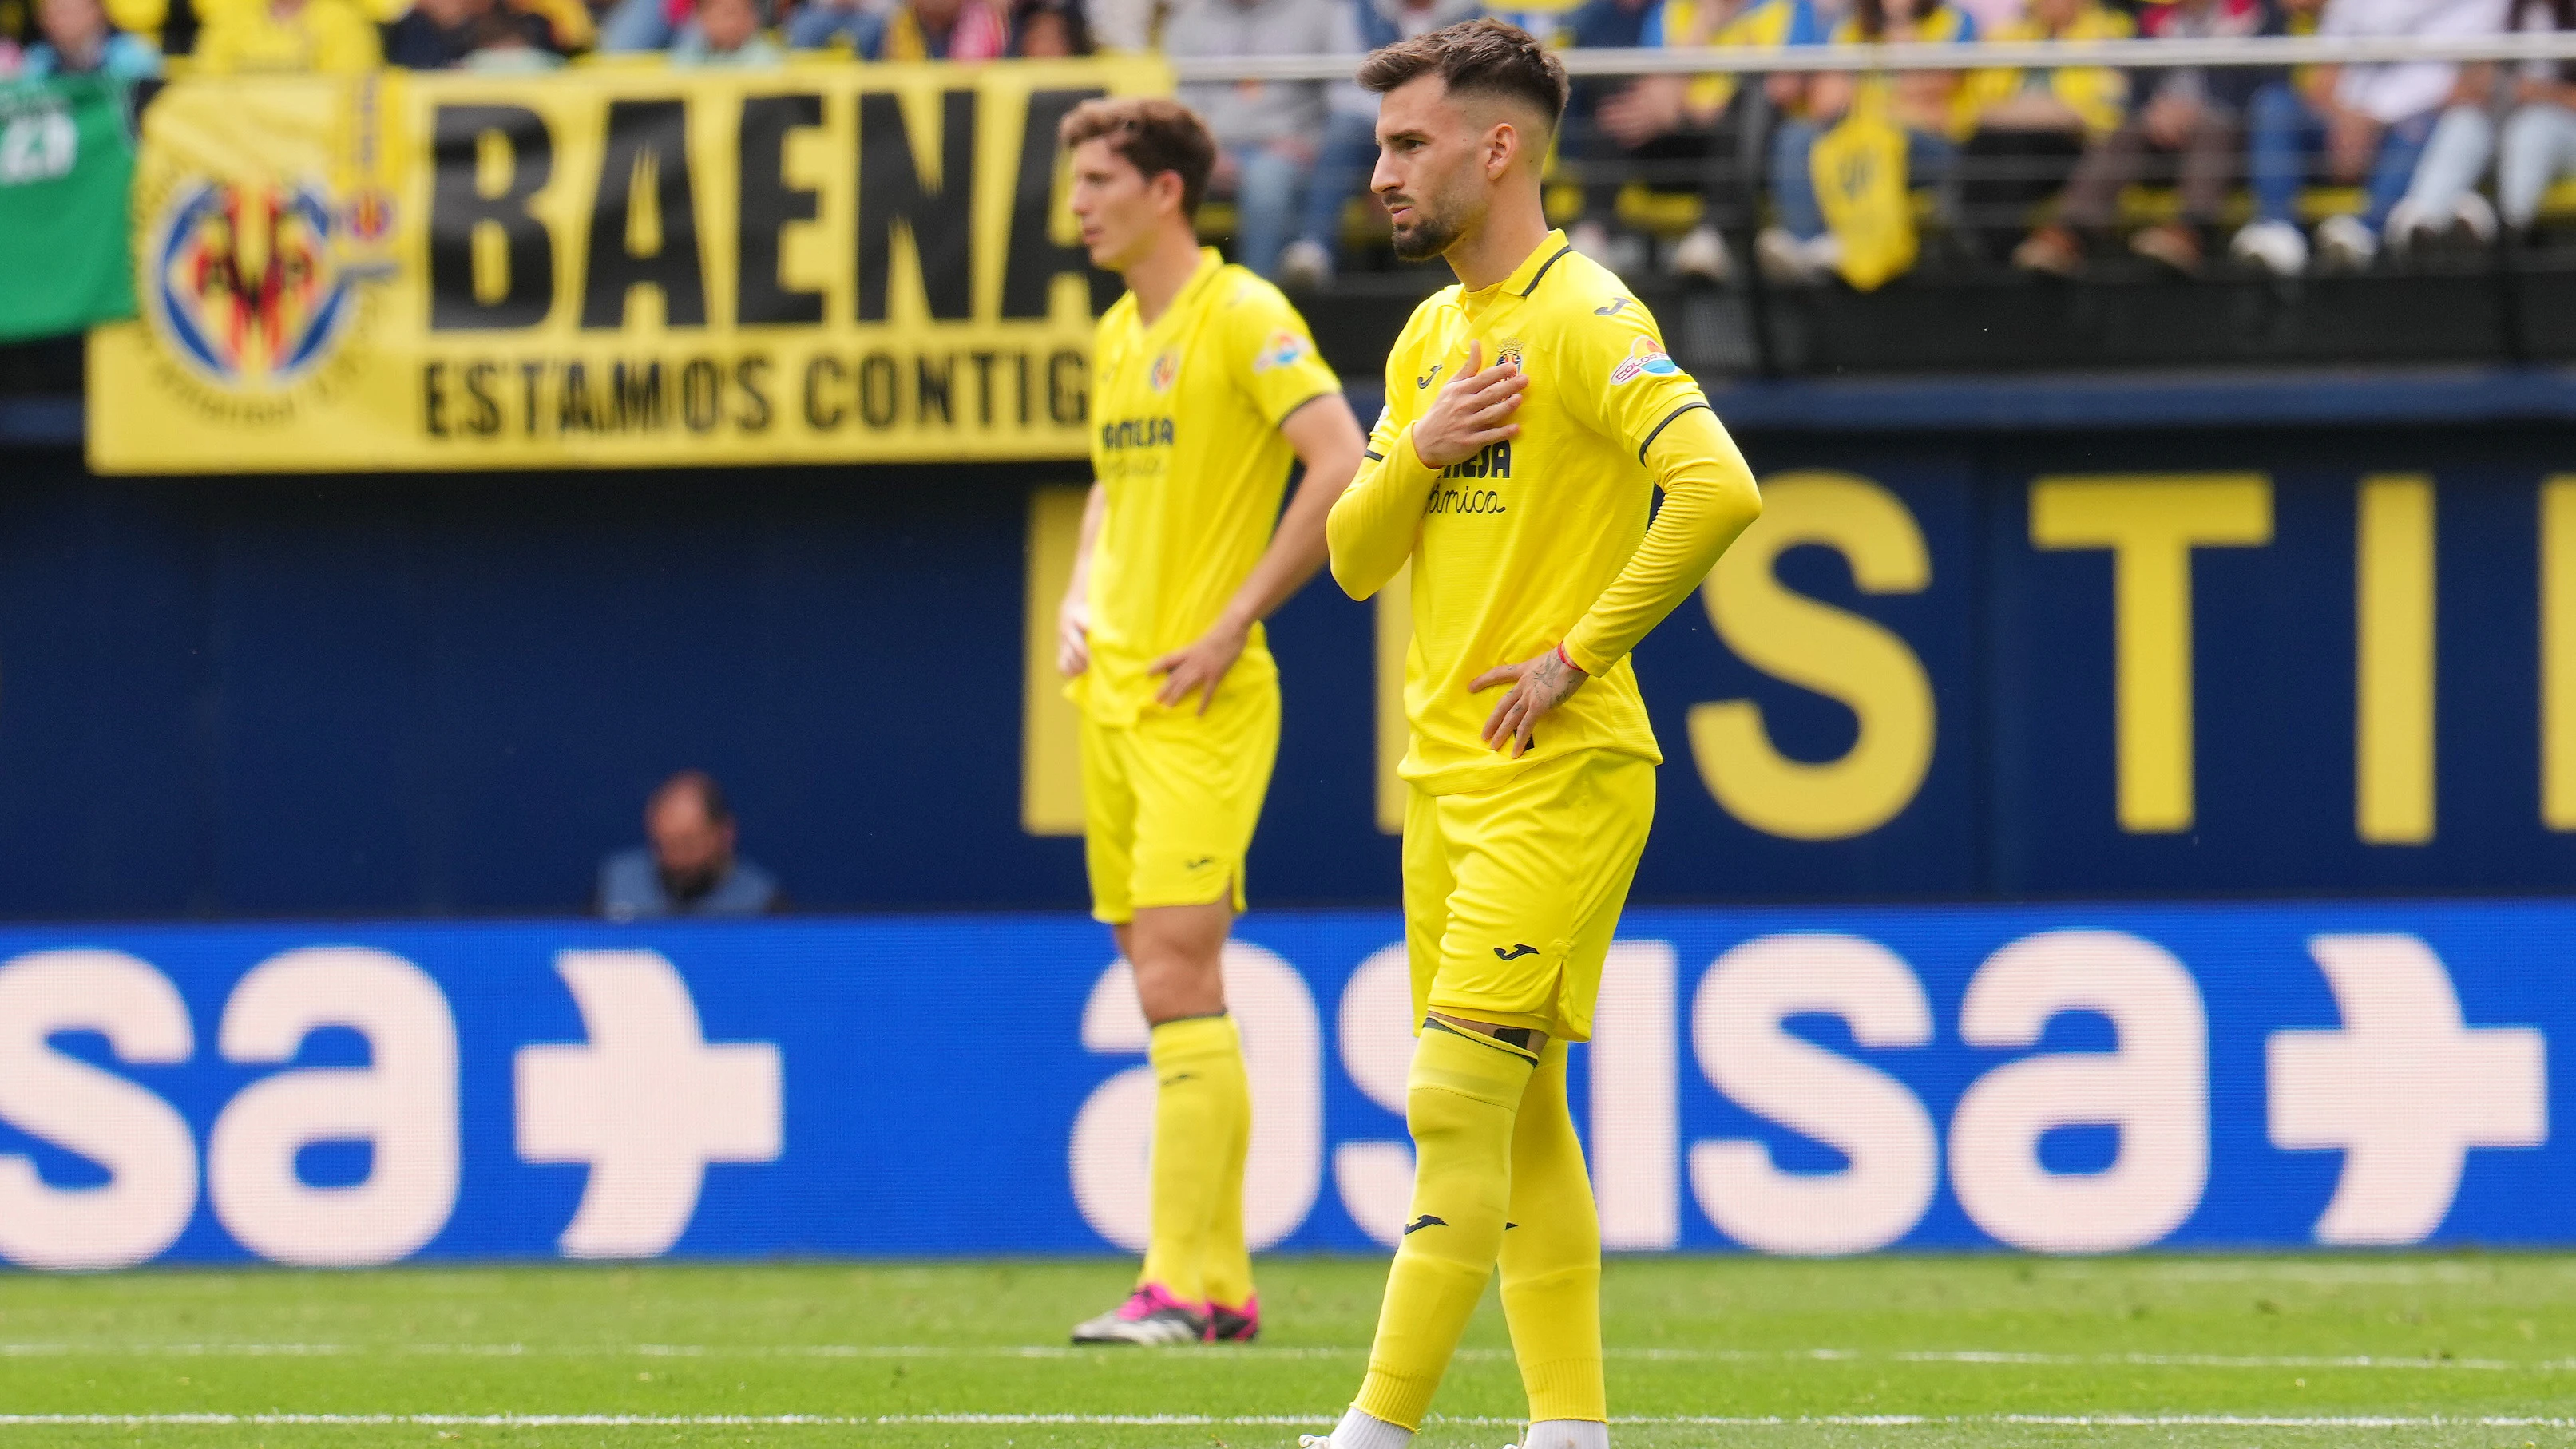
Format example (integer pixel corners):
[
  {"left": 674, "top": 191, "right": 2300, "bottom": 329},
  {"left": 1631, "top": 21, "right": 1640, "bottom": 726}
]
[
  {"left": 1401, "top": 747, "right": 1655, "bottom": 1043},
  {"left": 1078, "top": 668, "right": 1281, "bottom": 925}
]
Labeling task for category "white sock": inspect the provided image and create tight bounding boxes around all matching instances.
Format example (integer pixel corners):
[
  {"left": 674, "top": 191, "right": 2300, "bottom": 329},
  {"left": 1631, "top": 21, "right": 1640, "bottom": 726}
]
[
  {"left": 1517, "top": 1420, "right": 1609, "bottom": 1449},
  {"left": 1330, "top": 1406, "right": 1413, "bottom": 1449}
]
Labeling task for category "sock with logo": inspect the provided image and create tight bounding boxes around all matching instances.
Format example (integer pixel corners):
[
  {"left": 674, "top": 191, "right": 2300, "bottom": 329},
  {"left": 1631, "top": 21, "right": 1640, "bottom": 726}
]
[
  {"left": 1137, "top": 1013, "right": 1242, "bottom": 1306},
  {"left": 1498, "top": 1040, "right": 1607, "bottom": 1426},
  {"left": 1352, "top": 1023, "right": 1536, "bottom": 1429},
  {"left": 1196, "top": 1013, "right": 1256, "bottom": 1313}
]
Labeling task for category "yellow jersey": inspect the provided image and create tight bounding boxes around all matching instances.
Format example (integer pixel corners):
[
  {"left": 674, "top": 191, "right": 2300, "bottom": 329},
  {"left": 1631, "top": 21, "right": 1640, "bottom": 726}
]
[
  {"left": 193, "top": 0, "right": 382, "bottom": 72},
  {"left": 1074, "top": 249, "right": 1341, "bottom": 727},
  {"left": 1330, "top": 232, "right": 1760, "bottom": 797}
]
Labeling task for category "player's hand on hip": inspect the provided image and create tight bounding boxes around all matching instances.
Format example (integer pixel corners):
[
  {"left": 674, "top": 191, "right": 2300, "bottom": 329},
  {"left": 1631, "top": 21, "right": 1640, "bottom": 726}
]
[
  {"left": 1409, "top": 339, "right": 1525, "bottom": 470},
  {"left": 1471, "top": 645, "right": 1588, "bottom": 758},
  {"left": 1149, "top": 617, "right": 1250, "bottom": 715},
  {"left": 1057, "top": 595, "right": 1091, "bottom": 678}
]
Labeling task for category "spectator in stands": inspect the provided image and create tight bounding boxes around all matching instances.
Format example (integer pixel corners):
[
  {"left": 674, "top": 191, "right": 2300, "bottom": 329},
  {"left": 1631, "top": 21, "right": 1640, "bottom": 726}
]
[
  {"left": 597, "top": 770, "right": 783, "bottom": 921},
  {"left": 2231, "top": 0, "right": 2507, "bottom": 274},
  {"left": 461, "top": 0, "right": 568, "bottom": 61},
  {"left": 787, "top": 0, "right": 1009, "bottom": 57},
  {"left": 1009, "top": 0, "right": 1092, "bottom": 52},
  {"left": 1760, "top": 0, "right": 1971, "bottom": 284},
  {"left": 1557, "top": 0, "right": 1664, "bottom": 275},
  {"left": 2389, "top": 0, "right": 2574, "bottom": 248},
  {"left": 2020, "top": 0, "right": 2277, "bottom": 275},
  {"left": 1955, "top": 0, "right": 2132, "bottom": 266},
  {"left": 1165, "top": 0, "right": 1338, "bottom": 279},
  {"left": 675, "top": 0, "right": 779, "bottom": 59},
  {"left": 383, "top": 0, "right": 483, "bottom": 65},
  {"left": 1573, "top": 0, "right": 1824, "bottom": 281},
  {"left": 1281, "top": 0, "right": 1488, "bottom": 289},
  {"left": 21, "top": 0, "right": 162, "bottom": 77},
  {"left": 195, "top": 0, "right": 382, "bottom": 70}
]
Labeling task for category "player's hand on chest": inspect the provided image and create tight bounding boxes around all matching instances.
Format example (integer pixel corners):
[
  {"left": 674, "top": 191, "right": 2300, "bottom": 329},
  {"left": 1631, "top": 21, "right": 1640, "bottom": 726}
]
[{"left": 1409, "top": 337, "right": 1528, "bottom": 478}]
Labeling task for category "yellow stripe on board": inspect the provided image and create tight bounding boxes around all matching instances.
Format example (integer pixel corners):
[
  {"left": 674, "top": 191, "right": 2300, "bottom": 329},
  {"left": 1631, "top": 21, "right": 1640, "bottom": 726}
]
[
  {"left": 1374, "top": 564, "right": 1410, "bottom": 837},
  {"left": 2542, "top": 477, "right": 2576, "bottom": 830},
  {"left": 2354, "top": 475, "right": 2435, "bottom": 845},
  {"left": 1021, "top": 485, "right": 1088, "bottom": 837}
]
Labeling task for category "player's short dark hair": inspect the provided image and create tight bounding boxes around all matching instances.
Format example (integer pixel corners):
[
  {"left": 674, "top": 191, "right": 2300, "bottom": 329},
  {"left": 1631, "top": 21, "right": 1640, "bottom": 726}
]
[
  {"left": 1058, "top": 97, "right": 1217, "bottom": 220},
  {"left": 652, "top": 769, "right": 734, "bottom": 828},
  {"left": 1356, "top": 18, "right": 1570, "bottom": 132}
]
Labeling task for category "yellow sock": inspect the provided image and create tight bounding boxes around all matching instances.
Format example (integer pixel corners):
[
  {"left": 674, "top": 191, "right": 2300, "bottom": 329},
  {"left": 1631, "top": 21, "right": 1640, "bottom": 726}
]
[
  {"left": 1499, "top": 1041, "right": 1605, "bottom": 1423},
  {"left": 1137, "top": 1014, "right": 1240, "bottom": 1305},
  {"left": 1353, "top": 1026, "right": 1535, "bottom": 1430},
  {"left": 1198, "top": 1015, "right": 1255, "bottom": 1311}
]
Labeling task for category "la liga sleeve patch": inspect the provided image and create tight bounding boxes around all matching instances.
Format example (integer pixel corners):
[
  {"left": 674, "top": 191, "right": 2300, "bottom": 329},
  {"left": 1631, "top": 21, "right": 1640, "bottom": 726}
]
[
  {"left": 1251, "top": 330, "right": 1312, "bottom": 374},
  {"left": 1608, "top": 335, "right": 1682, "bottom": 386}
]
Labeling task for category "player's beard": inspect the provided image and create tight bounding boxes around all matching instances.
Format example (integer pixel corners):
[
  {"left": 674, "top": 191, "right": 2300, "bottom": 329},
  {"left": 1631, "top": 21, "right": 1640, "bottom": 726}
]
[{"left": 1389, "top": 194, "right": 1464, "bottom": 263}]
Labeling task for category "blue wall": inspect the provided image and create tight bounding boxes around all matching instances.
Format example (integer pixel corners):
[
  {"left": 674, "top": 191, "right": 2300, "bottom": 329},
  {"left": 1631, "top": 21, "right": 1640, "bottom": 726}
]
[{"left": 4, "top": 418, "right": 2576, "bottom": 916}]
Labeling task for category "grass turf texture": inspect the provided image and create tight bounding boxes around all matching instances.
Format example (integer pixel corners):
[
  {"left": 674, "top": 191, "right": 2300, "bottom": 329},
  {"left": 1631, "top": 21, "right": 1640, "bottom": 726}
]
[{"left": 0, "top": 1256, "right": 2568, "bottom": 1448}]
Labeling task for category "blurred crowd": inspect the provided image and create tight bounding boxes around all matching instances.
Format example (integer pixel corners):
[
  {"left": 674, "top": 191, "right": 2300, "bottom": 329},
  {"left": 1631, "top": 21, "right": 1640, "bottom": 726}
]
[{"left": 0, "top": 0, "right": 2567, "bottom": 285}]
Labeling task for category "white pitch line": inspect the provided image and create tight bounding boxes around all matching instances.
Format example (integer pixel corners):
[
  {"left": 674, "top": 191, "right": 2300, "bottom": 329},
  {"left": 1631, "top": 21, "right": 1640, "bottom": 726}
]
[
  {"left": 2, "top": 1343, "right": 2567, "bottom": 1372},
  {"left": 1, "top": 1413, "right": 2574, "bottom": 1430}
]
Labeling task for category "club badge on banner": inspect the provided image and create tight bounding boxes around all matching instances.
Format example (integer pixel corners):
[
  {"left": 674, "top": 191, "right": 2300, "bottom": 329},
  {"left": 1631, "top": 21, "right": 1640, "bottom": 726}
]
[{"left": 85, "top": 59, "right": 1168, "bottom": 475}]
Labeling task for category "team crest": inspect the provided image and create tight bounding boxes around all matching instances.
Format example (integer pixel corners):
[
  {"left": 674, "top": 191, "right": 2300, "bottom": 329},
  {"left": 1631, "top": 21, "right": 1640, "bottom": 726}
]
[
  {"left": 148, "top": 179, "right": 363, "bottom": 391},
  {"left": 1496, "top": 338, "right": 1524, "bottom": 370},
  {"left": 1251, "top": 330, "right": 1310, "bottom": 374},
  {"left": 1608, "top": 335, "right": 1680, "bottom": 386},
  {"left": 1147, "top": 348, "right": 1180, "bottom": 392}
]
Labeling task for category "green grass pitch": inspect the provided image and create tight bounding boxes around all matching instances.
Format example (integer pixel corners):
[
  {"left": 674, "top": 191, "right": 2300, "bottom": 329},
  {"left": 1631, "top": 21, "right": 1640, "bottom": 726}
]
[{"left": 1, "top": 1255, "right": 2569, "bottom": 1448}]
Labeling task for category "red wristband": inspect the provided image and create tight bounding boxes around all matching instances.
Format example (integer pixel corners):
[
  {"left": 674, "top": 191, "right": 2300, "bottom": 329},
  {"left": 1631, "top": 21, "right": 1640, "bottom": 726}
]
[{"left": 1555, "top": 643, "right": 1583, "bottom": 675}]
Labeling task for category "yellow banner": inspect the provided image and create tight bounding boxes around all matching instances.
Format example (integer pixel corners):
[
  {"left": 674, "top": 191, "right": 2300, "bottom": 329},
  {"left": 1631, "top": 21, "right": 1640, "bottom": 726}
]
[{"left": 88, "top": 58, "right": 1170, "bottom": 474}]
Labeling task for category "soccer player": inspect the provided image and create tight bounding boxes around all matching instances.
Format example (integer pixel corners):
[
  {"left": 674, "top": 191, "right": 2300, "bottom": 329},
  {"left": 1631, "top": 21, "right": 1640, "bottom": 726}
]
[
  {"left": 1055, "top": 97, "right": 1368, "bottom": 1348},
  {"left": 1302, "top": 21, "right": 1763, "bottom": 1448}
]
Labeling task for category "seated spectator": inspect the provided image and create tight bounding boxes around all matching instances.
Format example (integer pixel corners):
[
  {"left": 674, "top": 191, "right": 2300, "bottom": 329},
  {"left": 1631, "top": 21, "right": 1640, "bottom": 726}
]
[
  {"left": 462, "top": 0, "right": 568, "bottom": 62},
  {"left": 1281, "top": 0, "right": 1488, "bottom": 289},
  {"left": 1165, "top": 0, "right": 1338, "bottom": 279},
  {"left": 2389, "top": 0, "right": 2574, "bottom": 248},
  {"left": 1955, "top": 0, "right": 2132, "bottom": 265},
  {"left": 383, "top": 0, "right": 478, "bottom": 65},
  {"left": 1760, "top": 0, "right": 1972, "bottom": 284},
  {"left": 1009, "top": 0, "right": 1092, "bottom": 52},
  {"left": 674, "top": 0, "right": 779, "bottom": 59},
  {"left": 2019, "top": 0, "right": 2277, "bottom": 275},
  {"left": 1557, "top": 0, "right": 1661, "bottom": 276},
  {"left": 597, "top": 770, "right": 783, "bottom": 921},
  {"left": 195, "top": 0, "right": 382, "bottom": 71},
  {"left": 21, "top": 0, "right": 164, "bottom": 77},
  {"left": 1573, "top": 0, "right": 1823, "bottom": 281},
  {"left": 787, "top": 0, "right": 1009, "bottom": 57},
  {"left": 2231, "top": 0, "right": 2507, "bottom": 275}
]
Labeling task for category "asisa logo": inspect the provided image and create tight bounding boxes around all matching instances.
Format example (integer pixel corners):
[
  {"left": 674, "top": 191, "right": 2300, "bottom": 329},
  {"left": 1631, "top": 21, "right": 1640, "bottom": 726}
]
[
  {"left": 1251, "top": 330, "right": 1310, "bottom": 374},
  {"left": 1147, "top": 348, "right": 1180, "bottom": 393},
  {"left": 1609, "top": 336, "right": 1679, "bottom": 386},
  {"left": 147, "top": 180, "right": 364, "bottom": 391}
]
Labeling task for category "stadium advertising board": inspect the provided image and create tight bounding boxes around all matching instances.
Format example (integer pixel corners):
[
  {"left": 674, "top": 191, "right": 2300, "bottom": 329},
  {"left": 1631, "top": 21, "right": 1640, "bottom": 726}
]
[
  {"left": 83, "top": 59, "right": 1160, "bottom": 475},
  {"left": 0, "top": 904, "right": 2559, "bottom": 1269}
]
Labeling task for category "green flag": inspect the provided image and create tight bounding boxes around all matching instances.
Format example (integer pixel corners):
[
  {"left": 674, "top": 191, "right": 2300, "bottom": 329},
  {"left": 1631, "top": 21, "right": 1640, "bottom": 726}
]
[{"left": 0, "top": 75, "right": 137, "bottom": 343}]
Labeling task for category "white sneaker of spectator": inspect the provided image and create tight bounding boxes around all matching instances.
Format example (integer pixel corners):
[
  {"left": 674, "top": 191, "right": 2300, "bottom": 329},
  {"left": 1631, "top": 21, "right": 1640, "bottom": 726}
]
[
  {"left": 1756, "top": 226, "right": 1839, "bottom": 285},
  {"left": 1668, "top": 224, "right": 1734, "bottom": 283},
  {"left": 1571, "top": 220, "right": 1649, "bottom": 277},
  {"left": 2384, "top": 192, "right": 2496, "bottom": 258},
  {"left": 1278, "top": 238, "right": 1334, "bottom": 291},
  {"left": 2228, "top": 219, "right": 2309, "bottom": 278},
  {"left": 2314, "top": 213, "right": 2379, "bottom": 272}
]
